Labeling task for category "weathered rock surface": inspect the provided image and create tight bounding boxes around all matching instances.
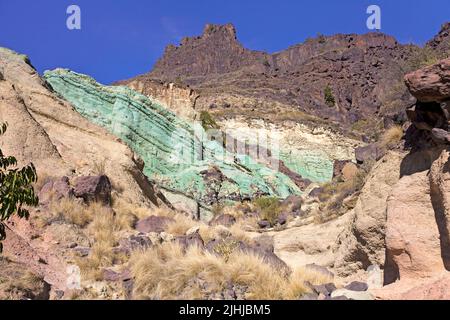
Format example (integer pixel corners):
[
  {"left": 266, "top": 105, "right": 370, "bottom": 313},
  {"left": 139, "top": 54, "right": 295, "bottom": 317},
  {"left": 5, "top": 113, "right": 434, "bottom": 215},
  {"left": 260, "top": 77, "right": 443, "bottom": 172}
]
[
  {"left": 119, "top": 23, "right": 449, "bottom": 133},
  {"left": 334, "top": 151, "right": 403, "bottom": 277},
  {"left": 0, "top": 47, "right": 160, "bottom": 208},
  {"left": 135, "top": 216, "right": 175, "bottom": 234},
  {"left": 374, "top": 58, "right": 450, "bottom": 299},
  {"left": 38, "top": 176, "right": 74, "bottom": 204},
  {"left": 73, "top": 175, "right": 112, "bottom": 205},
  {"left": 44, "top": 69, "right": 303, "bottom": 216},
  {"left": 114, "top": 77, "right": 199, "bottom": 121},
  {"left": 404, "top": 58, "right": 450, "bottom": 103},
  {"left": 273, "top": 211, "right": 352, "bottom": 270}
]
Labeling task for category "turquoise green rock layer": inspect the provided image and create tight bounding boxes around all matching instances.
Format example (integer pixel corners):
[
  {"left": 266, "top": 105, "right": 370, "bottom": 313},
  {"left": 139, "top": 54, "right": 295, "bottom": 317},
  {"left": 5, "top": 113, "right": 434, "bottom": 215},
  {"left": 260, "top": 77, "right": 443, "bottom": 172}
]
[
  {"left": 280, "top": 150, "right": 333, "bottom": 183},
  {"left": 44, "top": 69, "right": 302, "bottom": 208}
]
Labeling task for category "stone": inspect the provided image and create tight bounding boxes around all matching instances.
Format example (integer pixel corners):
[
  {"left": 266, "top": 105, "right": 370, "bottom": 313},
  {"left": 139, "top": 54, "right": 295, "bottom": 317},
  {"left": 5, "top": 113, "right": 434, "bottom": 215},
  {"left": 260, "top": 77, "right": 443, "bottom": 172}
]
[
  {"left": 209, "top": 214, "right": 236, "bottom": 227},
  {"left": 355, "top": 144, "right": 384, "bottom": 164},
  {"left": 404, "top": 58, "right": 450, "bottom": 102},
  {"left": 334, "top": 152, "right": 403, "bottom": 277},
  {"left": 367, "top": 264, "right": 383, "bottom": 289},
  {"left": 344, "top": 281, "right": 368, "bottom": 292},
  {"left": 341, "top": 162, "right": 358, "bottom": 182},
  {"left": 118, "top": 234, "right": 152, "bottom": 253},
  {"left": 431, "top": 128, "right": 450, "bottom": 144},
  {"left": 38, "top": 176, "right": 74, "bottom": 204},
  {"left": 73, "top": 175, "right": 112, "bottom": 205},
  {"left": 147, "top": 232, "right": 162, "bottom": 244},
  {"left": 281, "top": 195, "right": 302, "bottom": 214},
  {"left": 73, "top": 246, "right": 90, "bottom": 257},
  {"left": 186, "top": 226, "right": 201, "bottom": 236},
  {"left": 103, "top": 268, "right": 132, "bottom": 282},
  {"left": 257, "top": 220, "right": 270, "bottom": 229},
  {"left": 331, "top": 289, "right": 374, "bottom": 300},
  {"left": 308, "top": 282, "right": 336, "bottom": 296},
  {"left": 135, "top": 216, "right": 174, "bottom": 234},
  {"left": 308, "top": 187, "right": 323, "bottom": 198},
  {"left": 275, "top": 213, "right": 288, "bottom": 226},
  {"left": 160, "top": 232, "right": 175, "bottom": 242},
  {"left": 176, "top": 232, "right": 204, "bottom": 250}
]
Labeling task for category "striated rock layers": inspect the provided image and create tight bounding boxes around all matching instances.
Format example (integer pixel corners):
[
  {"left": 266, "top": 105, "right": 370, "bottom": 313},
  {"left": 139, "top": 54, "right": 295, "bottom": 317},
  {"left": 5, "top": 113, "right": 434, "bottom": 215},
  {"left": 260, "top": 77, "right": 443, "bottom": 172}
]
[
  {"left": 0, "top": 48, "right": 157, "bottom": 207},
  {"left": 44, "top": 69, "right": 303, "bottom": 219}
]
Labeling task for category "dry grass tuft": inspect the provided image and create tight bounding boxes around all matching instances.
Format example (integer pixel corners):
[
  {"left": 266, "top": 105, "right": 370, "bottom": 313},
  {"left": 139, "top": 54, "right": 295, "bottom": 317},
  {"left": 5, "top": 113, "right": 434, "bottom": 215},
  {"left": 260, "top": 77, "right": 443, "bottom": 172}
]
[
  {"left": 379, "top": 125, "right": 403, "bottom": 150},
  {"left": 130, "top": 242, "right": 330, "bottom": 300},
  {"left": 48, "top": 198, "right": 92, "bottom": 227},
  {"left": 0, "top": 257, "right": 49, "bottom": 300}
]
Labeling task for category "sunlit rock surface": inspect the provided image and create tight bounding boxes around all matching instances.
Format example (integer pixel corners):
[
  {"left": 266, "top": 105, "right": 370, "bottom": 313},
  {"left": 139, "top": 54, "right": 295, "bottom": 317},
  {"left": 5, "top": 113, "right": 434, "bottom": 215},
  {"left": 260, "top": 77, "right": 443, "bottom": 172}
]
[{"left": 44, "top": 69, "right": 302, "bottom": 215}]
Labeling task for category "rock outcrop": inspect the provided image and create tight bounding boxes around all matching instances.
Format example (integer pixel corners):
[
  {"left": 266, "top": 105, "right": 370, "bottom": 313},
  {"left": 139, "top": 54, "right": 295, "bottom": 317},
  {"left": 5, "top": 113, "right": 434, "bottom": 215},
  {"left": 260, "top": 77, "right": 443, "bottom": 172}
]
[
  {"left": 114, "top": 77, "right": 199, "bottom": 121},
  {"left": 119, "top": 23, "right": 448, "bottom": 130},
  {"left": 374, "top": 57, "right": 450, "bottom": 299},
  {"left": 333, "top": 151, "right": 403, "bottom": 277},
  {"left": 44, "top": 69, "right": 303, "bottom": 218}
]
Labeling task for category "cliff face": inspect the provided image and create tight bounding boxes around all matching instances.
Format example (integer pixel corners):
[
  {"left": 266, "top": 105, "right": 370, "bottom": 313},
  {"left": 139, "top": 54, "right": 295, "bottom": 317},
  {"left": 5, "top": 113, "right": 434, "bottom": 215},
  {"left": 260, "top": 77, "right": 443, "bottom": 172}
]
[
  {"left": 114, "top": 77, "right": 199, "bottom": 121},
  {"left": 118, "top": 23, "right": 448, "bottom": 131},
  {"left": 44, "top": 69, "right": 304, "bottom": 218}
]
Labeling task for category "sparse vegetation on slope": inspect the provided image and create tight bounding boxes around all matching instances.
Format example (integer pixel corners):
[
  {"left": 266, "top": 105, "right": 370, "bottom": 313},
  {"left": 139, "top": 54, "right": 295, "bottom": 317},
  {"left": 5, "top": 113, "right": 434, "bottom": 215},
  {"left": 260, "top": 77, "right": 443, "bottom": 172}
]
[{"left": 130, "top": 241, "right": 331, "bottom": 300}]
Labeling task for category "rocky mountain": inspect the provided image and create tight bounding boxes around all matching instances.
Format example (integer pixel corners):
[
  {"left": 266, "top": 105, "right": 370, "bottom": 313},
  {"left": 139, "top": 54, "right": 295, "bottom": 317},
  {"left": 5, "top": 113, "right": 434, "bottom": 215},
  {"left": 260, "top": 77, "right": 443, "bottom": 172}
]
[
  {"left": 1, "top": 21, "right": 450, "bottom": 301},
  {"left": 118, "top": 22, "right": 449, "bottom": 136}
]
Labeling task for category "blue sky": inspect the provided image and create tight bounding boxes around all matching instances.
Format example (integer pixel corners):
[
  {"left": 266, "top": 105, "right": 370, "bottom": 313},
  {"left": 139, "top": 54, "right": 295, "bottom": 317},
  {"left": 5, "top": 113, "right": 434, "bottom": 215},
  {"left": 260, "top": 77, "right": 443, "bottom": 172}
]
[{"left": 0, "top": 0, "right": 448, "bottom": 84}]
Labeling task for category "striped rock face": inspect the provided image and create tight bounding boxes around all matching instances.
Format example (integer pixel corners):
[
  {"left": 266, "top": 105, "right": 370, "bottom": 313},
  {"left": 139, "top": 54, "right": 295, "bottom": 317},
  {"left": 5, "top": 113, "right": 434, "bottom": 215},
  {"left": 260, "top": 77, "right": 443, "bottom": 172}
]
[{"left": 44, "top": 69, "right": 306, "bottom": 218}]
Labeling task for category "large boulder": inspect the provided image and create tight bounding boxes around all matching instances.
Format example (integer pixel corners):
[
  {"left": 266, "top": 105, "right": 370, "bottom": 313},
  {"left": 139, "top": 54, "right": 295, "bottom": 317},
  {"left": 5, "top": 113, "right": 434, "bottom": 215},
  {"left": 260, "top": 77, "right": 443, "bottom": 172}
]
[
  {"left": 73, "top": 175, "right": 112, "bottom": 205},
  {"left": 334, "top": 151, "right": 403, "bottom": 277},
  {"left": 404, "top": 58, "right": 450, "bottom": 103}
]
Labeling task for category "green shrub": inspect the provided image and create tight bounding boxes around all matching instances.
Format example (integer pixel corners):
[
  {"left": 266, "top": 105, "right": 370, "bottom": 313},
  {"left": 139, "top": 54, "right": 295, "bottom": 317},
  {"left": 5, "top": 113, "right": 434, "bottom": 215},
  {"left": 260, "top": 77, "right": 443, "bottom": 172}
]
[
  {"left": 253, "top": 197, "right": 281, "bottom": 226},
  {"left": 324, "top": 86, "right": 336, "bottom": 107},
  {"left": 199, "top": 111, "right": 220, "bottom": 131}
]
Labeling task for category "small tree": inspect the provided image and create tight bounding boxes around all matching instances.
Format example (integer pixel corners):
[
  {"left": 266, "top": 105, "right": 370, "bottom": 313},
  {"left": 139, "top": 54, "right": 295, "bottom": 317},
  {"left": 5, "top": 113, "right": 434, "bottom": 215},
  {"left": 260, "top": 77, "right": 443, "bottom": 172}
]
[
  {"left": 324, "top": 86, "right": 336, "bottom": 107},
  {"left": 0, "top": 123, "right": 38, "bottom": 252}
]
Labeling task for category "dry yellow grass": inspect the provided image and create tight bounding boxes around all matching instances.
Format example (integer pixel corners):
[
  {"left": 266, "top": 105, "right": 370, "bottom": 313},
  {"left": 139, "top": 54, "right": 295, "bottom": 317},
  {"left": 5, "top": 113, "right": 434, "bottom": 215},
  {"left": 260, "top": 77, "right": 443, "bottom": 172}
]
[
  {"left": 130, "top": 242, "right": 330, "bottom": 300},
  {"left": 48, "top": 198, "right": 92, "bottom": 227},
  {"left": 380, "top": 125, "right": 403, "bottom": 149},
  {"left": 0, "top": 257, "right": 48, "bottom": 300}
]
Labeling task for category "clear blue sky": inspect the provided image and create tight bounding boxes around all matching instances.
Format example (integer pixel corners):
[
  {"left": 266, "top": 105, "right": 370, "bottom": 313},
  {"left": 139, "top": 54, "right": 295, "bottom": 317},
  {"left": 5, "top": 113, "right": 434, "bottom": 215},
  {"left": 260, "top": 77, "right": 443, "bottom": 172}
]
[{"left": 0, "top": 0, "right": 448, "bottom": 84}]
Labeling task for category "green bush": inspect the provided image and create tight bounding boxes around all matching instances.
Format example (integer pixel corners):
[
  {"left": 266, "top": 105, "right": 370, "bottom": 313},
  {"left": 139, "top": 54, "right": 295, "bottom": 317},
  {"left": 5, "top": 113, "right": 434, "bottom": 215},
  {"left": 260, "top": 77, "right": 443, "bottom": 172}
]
[
  {"left": 253, "top": 196, "right": 282, "bottom": 226},
  {"left": 200, "top": 111, "right": 220, "bottom": 131},
  {"left": 324, "top": 86, "right": 336, "bottom": 107}
]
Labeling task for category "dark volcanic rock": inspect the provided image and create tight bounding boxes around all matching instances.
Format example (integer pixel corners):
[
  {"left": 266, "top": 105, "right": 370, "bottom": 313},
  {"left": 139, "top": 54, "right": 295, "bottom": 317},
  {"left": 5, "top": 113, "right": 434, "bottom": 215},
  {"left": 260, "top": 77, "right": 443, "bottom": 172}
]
[
  {"left": 404, "top": 58, "right": 450, "bottom": 103},
  {"left": 344, "top": 281, "right": 369, "bottom": 292},
  {"left": 39, "top": 176, "right": 74, "bottom": 204},
  {"left": 355, "top": 144, "right": 384, "bottom": 164},
  {"left": 118, "top": 234, "right": 152, "bottom": 253},
  {"left": 73, "top": 175, "right": 112, "bottom": 205},
  {"left": 135, "top": 216, "right": 174, "bottom": 234},
  {"left": 117, "top": 24, "right": 437, "bottom": 127}
]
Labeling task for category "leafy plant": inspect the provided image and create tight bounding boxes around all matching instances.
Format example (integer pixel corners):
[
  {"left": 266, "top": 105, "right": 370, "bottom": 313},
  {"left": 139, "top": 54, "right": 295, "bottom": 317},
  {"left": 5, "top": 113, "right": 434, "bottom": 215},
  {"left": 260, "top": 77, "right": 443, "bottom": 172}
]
[{"left": 0, "top": 123, "right": 38, "bottom": 252}]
